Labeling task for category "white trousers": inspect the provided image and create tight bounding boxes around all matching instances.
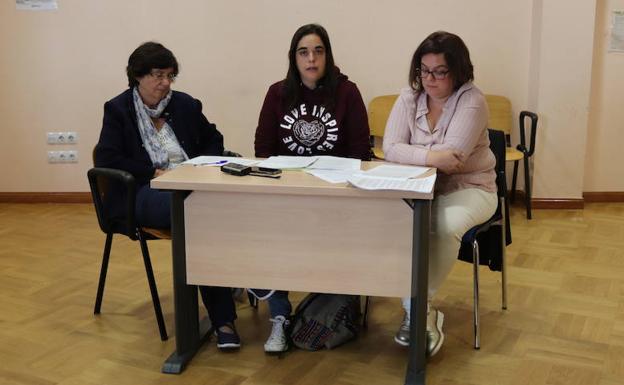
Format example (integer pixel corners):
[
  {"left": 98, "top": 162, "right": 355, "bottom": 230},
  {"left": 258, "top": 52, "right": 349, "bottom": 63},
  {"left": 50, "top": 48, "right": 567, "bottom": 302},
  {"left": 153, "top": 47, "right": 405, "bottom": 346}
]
[{"left": 402, "top": 188, "right": 497, "bottom": 313}]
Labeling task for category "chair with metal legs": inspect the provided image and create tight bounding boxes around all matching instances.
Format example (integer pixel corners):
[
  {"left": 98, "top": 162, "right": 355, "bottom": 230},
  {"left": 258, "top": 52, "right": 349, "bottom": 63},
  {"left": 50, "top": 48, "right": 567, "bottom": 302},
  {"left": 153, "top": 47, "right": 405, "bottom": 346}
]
[
  {"left": 485, "top": 95, "right": 538, "bottom": 219},
  {"left": 88, "top": 167, "right": 169, "bottom": 341},
  {"left": 457, "top": 129, "right": 511, "bottom": 349}
]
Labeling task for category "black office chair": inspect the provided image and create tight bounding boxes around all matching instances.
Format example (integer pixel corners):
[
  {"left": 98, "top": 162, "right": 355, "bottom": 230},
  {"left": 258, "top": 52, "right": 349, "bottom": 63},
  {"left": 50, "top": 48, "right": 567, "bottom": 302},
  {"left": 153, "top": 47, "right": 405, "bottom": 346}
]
[
  {"left": 457, "top": 129, "right": 511, "bottom": 349},
  {"left": 87, "top": 167, "right": 169, "bottom": 341}
]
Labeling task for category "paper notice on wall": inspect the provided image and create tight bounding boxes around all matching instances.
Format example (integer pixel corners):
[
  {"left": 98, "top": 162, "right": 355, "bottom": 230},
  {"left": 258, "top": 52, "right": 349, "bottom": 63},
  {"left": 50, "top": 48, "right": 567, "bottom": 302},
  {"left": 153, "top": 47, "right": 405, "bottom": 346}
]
[
  {"left": 609, "top": 10, "right": 624, "bottom": 52},
  {"left": 16, "top": 0, "right": 57, "bottom": 11}
]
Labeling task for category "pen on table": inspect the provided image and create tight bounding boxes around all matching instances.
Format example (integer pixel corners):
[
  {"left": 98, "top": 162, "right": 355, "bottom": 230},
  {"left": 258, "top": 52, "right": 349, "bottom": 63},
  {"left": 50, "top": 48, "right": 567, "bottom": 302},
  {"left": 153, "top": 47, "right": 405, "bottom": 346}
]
[{"left": 195, "top": 160, "right": 228, "bottom": 166}]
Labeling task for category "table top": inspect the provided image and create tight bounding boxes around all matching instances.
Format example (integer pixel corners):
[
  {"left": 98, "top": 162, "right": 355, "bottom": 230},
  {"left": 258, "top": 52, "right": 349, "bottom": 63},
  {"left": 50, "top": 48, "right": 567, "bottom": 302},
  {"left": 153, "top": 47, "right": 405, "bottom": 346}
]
[{"left": 151, "top": 160, "right": 435, "bottom": 200}]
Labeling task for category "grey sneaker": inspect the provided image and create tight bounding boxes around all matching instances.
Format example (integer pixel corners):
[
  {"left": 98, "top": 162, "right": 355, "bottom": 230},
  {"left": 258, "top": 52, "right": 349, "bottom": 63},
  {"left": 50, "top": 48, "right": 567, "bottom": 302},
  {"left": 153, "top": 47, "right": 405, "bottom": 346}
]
[
  {"left": 426, "top": 308, "right": 444, "bottom": 357},
  {"left": 394, "top": 312, "right": 410, "bottom": 346},
  {"left": 264, "top": 315, "right": 289, "bottom": 353}
]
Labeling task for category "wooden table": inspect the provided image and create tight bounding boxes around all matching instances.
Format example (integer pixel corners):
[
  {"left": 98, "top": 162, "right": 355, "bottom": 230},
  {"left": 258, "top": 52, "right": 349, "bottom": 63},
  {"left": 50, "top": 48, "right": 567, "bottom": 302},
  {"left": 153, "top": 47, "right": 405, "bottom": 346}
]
[{"left": 152, "top": 162, "right": 434, "bottom": 385}]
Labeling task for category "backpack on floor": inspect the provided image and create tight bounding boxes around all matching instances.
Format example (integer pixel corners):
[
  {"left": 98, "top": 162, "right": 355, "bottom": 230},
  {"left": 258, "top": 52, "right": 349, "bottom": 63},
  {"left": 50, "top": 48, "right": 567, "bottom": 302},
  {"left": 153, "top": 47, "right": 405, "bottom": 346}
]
[{"left": 289, "top": 293, "right": 361, "bottom": 351}]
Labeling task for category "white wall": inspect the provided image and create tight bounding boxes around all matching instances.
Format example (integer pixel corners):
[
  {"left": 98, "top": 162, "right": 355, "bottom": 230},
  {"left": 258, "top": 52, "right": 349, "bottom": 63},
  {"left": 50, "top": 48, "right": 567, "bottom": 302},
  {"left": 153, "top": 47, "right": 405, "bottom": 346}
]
[
  {"left": 585, "top": 0, "right": 624, "bottom": 192},
  {"left": 0, "top": 0, "right": 605, "bottom": 201}
]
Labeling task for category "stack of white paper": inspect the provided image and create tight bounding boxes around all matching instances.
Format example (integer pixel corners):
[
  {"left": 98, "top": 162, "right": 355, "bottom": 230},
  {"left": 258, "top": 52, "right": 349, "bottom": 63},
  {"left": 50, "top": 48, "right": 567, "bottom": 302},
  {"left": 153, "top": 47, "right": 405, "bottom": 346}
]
[
  {"left": 182, "top": 156, "right": 259, "bottom": 167},
  {"left": 363, "top": 164, "right": 430, "bottom": 178},
  {"left": 306, "top": 156, "right": 361, "bottom": 171},
  {"left": 257, "top": 156, "right": 318, "bottom": 169},
  {"left": 347, "top": 174, "right": 437, "bottom": 194}
]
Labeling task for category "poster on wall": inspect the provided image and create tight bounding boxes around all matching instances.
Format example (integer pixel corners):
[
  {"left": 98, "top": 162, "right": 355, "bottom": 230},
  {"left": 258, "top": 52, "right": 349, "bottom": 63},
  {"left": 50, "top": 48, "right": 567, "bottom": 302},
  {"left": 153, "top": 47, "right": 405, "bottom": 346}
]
[
  {"left": 610, "top": 10, "right": 624, "bottom": 52},
  {"left": 16, "top": 0, "right": 57, "bottom": 11}
]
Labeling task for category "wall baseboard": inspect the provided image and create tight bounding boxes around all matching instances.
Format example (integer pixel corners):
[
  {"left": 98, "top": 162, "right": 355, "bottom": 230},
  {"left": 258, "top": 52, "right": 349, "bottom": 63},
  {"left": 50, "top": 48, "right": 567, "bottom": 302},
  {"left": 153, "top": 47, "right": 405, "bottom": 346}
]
[
  {"left": 1, "top": 191, "right": 622, "bottom": 206},
  {"left": 583, "top": 192, "right": 624, "bottom": 202},
  {"left": 531, "top": 198, "right": 584, "bottom": 210},
  {"left": 0, "top": 192, "right": 92, "bottom": 203}
]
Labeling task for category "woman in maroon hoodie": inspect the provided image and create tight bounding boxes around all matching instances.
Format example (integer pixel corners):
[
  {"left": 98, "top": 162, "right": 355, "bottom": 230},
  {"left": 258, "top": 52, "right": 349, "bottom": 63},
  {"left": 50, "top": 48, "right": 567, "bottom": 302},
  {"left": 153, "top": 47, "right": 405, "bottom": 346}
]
[{"left": 253, "top": 23, "right": 370, "bottom": 353}]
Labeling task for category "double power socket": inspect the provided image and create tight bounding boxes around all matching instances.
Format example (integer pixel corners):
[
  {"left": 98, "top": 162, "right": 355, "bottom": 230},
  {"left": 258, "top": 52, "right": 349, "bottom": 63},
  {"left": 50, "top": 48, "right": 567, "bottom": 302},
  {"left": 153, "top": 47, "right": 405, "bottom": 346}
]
[{"left": 47, "top": 131, "right": 79, "bottom": 163}]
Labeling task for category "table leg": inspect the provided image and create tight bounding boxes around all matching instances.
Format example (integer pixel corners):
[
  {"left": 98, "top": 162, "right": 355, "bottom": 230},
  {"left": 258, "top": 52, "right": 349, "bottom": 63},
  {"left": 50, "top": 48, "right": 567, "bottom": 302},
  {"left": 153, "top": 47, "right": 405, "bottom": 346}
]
[
  {"left": 162, "top": 191, "right": 208, "bottom": 374},
  {"left": 404, "top": 199, "right": 430, "bottom": 385}
]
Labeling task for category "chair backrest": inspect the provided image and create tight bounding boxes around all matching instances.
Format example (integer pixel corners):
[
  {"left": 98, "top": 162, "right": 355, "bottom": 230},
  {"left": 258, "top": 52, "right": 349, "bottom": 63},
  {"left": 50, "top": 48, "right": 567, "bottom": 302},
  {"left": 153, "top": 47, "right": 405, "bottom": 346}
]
[
  {"left": 88, "top": 146, "right": 138, "bottom": 238},
  {"left": 488, "top": 128, "right": 512, "bottom": 246},
  {"left": 368, "top": 94, "right": 398, "bottom": 139},
  {"left": 485, "top": 95, "right": 512, "bottom": 136},
  {"left": 488, "top": 129, "right": 507, "bottom": 200}
]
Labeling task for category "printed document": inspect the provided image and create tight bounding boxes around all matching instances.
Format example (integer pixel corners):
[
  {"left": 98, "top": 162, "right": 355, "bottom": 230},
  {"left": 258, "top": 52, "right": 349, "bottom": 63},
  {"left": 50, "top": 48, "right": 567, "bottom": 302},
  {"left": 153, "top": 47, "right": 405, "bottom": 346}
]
[
  {"left": 182, "top": 156, "right": 259, "bottom": 167},
  {"left": 306, "top": 156, "right": 361, "bottom": 171},
  {"left": 257, "top": 156, "right": 318, "bottom": 169},
  {"left": 347, "top": 174, "right": 436, "bottom": 194},
  {"left": 363, "top": 164, "right": 430, "bottom": 179}
]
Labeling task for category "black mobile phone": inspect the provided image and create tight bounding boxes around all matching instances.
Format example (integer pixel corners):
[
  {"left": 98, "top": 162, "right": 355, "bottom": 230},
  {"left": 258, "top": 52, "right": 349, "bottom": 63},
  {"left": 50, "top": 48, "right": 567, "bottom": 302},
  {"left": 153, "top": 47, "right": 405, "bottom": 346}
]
[
  {"left": 252, "top": 167, "right": 281, "bottom": 175},
  {"left": 220, "top": 163, "right": 251, "bottom": 176},
  {"left": 249, "top": 166, "right": 282, "bottom": 178}
]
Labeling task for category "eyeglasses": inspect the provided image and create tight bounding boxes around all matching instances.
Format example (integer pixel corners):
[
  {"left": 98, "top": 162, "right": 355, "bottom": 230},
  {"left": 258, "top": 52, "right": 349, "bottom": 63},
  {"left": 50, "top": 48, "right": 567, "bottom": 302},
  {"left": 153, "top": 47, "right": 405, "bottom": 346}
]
[
  {"left": 149, "top": 70, "right": 177, "bottom": 82},
  {"left": 417, "top": 67, "right": 449, "bottom": 80},
  {"left": 296, "top": 47, "right": 325, "bottom": 59}
]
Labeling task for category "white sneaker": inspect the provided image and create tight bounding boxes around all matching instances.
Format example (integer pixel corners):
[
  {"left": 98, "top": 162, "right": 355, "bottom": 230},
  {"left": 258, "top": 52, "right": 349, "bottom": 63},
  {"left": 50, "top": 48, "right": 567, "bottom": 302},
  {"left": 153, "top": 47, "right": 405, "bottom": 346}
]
[{"left": 264, "top": 315, "right": 289, "bottom": 353}]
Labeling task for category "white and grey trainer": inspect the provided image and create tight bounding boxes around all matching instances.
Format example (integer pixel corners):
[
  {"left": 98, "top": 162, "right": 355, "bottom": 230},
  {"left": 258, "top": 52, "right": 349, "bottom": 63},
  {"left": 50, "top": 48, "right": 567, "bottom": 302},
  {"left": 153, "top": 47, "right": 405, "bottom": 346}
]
[{"left": 264, "top": 315, "right": 289, "bottom": 353}]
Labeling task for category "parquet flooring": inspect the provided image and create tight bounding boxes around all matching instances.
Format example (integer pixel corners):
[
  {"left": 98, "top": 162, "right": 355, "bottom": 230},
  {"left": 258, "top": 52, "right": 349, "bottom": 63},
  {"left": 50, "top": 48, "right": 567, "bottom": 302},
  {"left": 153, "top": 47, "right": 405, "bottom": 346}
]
[{"left": 1, "top": 202, "right": 624, "bottom": 384}]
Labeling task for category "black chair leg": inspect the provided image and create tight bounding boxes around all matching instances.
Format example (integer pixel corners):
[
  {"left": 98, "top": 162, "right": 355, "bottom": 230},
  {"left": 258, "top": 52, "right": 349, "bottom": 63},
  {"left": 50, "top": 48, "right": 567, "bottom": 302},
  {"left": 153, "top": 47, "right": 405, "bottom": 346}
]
[
  {"left": 362, "top": 296, "right": 370, "bottom": 328},
  {"left": 94, "top": 232, "right": 113, "bottom": 314},
  {"left": 472, "top": 239, "right": 481, "bottom": 350},
  {"left": 138, "top": 233, "right": 168, "bottom": 341},
  {"left": 523, "top": 156, "right": 532, "bottom": 220},
  {"left": 510, "top": 160, "right": 519, "bottom": 204}
]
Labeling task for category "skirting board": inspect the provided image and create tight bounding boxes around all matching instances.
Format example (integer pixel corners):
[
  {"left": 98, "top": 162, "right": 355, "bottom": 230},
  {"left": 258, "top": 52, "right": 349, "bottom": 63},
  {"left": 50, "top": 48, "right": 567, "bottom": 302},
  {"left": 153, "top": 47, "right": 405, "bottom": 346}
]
[
  {"left": 0, "top": 192, "right": 91, "bottom": 203},
  {"left": 531, "top": 198, "right": 584, "bottom": 210},
  {"left": 1, "top": 191, "right": 622, "bottom": 206},
  {"left": 583, "top": 192, "right": 624, "bottom": 203}
]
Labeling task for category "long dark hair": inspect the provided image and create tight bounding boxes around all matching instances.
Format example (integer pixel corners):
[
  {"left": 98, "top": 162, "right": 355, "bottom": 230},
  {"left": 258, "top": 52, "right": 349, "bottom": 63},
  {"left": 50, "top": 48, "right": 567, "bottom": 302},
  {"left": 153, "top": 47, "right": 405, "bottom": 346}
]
[
  {"left": 408, "top": 31, "right": 473, "bottom": 92},
  {"left": 283, "top": 24, "right": 339, "bottom": 110}
]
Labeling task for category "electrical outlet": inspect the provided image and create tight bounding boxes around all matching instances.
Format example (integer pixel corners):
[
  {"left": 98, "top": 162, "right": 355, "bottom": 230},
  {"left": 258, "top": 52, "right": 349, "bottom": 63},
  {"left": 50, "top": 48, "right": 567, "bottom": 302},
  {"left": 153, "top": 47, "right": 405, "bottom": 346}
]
[
  {"left": 65, "top": 132, "right": 78, "bottom": 144},
  {"left": 47, "top": 131, "right": 78, "bottom": 144},
  {"left": 47, "top": 150, "right": 78, "bottom": 163},
  {"left": 47, "top": 132, "right": 61, "bottom": 144}
]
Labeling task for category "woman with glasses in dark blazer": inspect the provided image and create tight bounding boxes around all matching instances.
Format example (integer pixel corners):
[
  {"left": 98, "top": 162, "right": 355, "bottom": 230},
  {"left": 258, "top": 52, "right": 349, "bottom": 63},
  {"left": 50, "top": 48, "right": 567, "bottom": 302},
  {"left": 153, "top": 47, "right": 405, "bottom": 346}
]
[{"left": 95, "top": 41, "right": 240, "bottom": 350}]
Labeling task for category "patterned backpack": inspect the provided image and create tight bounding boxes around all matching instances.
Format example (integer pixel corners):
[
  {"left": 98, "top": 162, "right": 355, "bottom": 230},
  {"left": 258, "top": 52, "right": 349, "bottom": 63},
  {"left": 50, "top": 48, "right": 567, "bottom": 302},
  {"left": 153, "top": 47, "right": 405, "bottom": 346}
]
[{"left": 289, "top": 293, "right": 361, "bottom": 350}]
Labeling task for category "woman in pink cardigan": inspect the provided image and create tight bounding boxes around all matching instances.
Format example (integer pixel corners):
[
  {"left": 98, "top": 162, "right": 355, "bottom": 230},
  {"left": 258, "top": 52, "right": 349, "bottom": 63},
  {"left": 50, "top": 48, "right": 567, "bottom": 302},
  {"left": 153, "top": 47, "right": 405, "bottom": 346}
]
[{"left": 383, "top": 31, "right": 497, "bottom": 357}]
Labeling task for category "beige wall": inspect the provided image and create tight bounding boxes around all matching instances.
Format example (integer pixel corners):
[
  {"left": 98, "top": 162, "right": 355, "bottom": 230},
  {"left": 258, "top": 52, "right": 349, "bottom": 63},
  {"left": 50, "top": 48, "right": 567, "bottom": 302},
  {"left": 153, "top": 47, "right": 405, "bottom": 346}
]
[
  {"left": 585, "top": 0, "right": 624, "bottom": 192},
  {"left": 0, "top": 0, "right": 610, "bottom": 200}
]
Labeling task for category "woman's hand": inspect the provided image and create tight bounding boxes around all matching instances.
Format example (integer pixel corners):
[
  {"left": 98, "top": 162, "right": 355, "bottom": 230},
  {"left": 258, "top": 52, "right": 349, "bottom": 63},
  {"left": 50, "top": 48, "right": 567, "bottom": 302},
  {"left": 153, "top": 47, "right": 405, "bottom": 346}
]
[
  {"left": 426, "top": 149, "right": 464, "bottom": 174},
  {"left": 153, "top": 168, "right": 168, "bottom": 178}
]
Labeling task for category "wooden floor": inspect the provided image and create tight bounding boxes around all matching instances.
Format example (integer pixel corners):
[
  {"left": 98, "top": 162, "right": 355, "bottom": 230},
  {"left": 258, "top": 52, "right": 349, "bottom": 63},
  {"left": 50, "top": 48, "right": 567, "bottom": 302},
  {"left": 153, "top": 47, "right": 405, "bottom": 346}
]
[{"left": 1, "top": 202, "right": 624, "bottom": 385}]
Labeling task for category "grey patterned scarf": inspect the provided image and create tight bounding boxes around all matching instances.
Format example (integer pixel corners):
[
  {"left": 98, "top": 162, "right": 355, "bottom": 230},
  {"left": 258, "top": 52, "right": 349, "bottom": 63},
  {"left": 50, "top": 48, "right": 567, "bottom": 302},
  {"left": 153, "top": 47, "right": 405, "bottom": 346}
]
[{"left": 132, "top": 87, "right": 173, "bottom": 168}]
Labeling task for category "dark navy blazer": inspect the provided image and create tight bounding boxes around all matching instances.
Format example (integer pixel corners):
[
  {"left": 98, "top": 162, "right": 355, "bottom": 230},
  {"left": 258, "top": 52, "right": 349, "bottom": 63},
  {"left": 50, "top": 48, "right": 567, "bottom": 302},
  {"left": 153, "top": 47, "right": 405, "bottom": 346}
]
[{"left": 95, "top": 89, "right": 224, "bottom": 218}]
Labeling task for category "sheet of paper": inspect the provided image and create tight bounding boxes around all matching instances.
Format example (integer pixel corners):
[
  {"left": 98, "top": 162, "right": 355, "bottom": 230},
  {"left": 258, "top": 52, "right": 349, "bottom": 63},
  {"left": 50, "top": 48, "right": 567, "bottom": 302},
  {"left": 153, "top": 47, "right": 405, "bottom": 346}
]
[
  {"left": 257, "top": 156, "right": 318, "bottom": 169},
  {"left": 306, "top": 156, "right": 361, "bottom": 171},
  {"left": 305, "top": 169, "right": 360, "bottom": 184},
  {"left": 347, "top": 174, "right": 437, "bottom": 193},
  {"left": 16, "top": 0, "right": 57, "bottom": 10},
  {"left": 610, "top": 10, "right": 624, "bottom": 52},
  {"left": 182, "top": 156, "right": 259, "bottom": 167},
  {"left": 363, "top": 164, "right": 431, "bottom": 179}
]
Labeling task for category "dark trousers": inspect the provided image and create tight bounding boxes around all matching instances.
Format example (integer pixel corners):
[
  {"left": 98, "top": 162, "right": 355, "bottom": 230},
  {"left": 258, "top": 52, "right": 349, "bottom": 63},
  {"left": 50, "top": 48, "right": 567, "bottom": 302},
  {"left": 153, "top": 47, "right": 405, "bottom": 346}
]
[{"left": 135, "top": 184, "right": 237, "bottom": 327}]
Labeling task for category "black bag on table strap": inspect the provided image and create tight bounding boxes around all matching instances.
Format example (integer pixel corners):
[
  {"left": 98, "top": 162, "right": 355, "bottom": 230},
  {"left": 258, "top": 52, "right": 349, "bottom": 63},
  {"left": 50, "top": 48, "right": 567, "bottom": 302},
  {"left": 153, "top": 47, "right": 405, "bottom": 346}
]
[{"left": 288, "top": 293, "right": 361, "bottom": 351}]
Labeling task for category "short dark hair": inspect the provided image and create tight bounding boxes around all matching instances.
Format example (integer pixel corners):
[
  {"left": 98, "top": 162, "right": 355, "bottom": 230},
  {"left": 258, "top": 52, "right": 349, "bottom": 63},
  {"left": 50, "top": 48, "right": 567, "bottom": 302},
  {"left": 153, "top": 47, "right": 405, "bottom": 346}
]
[
  {"left": 283, "top": 23, "right": 339, "bottom": 110},
  {"left": 126, "top": 42, "right": 179, "bottom": 88},
  {"left": 408, "top": 31, "right": 474, "bottom": 91}
]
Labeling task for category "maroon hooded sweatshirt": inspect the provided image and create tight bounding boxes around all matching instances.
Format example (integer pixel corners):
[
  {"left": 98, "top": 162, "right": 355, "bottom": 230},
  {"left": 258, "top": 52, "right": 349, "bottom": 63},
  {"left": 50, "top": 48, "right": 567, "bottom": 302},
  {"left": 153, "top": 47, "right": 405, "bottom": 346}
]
[{"left": 254, "top": 71, "right": 371, "bottom": 160}]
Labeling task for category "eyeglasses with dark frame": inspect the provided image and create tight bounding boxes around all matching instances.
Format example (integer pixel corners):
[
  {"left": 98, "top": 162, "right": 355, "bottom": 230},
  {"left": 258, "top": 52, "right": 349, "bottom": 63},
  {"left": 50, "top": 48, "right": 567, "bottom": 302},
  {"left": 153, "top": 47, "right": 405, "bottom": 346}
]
[
  {"left": 149, "top": 70, "right": 177, "bottom": 82},
  {"left": 417, "top": 67, "right": 450, "bottom": 80}
]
